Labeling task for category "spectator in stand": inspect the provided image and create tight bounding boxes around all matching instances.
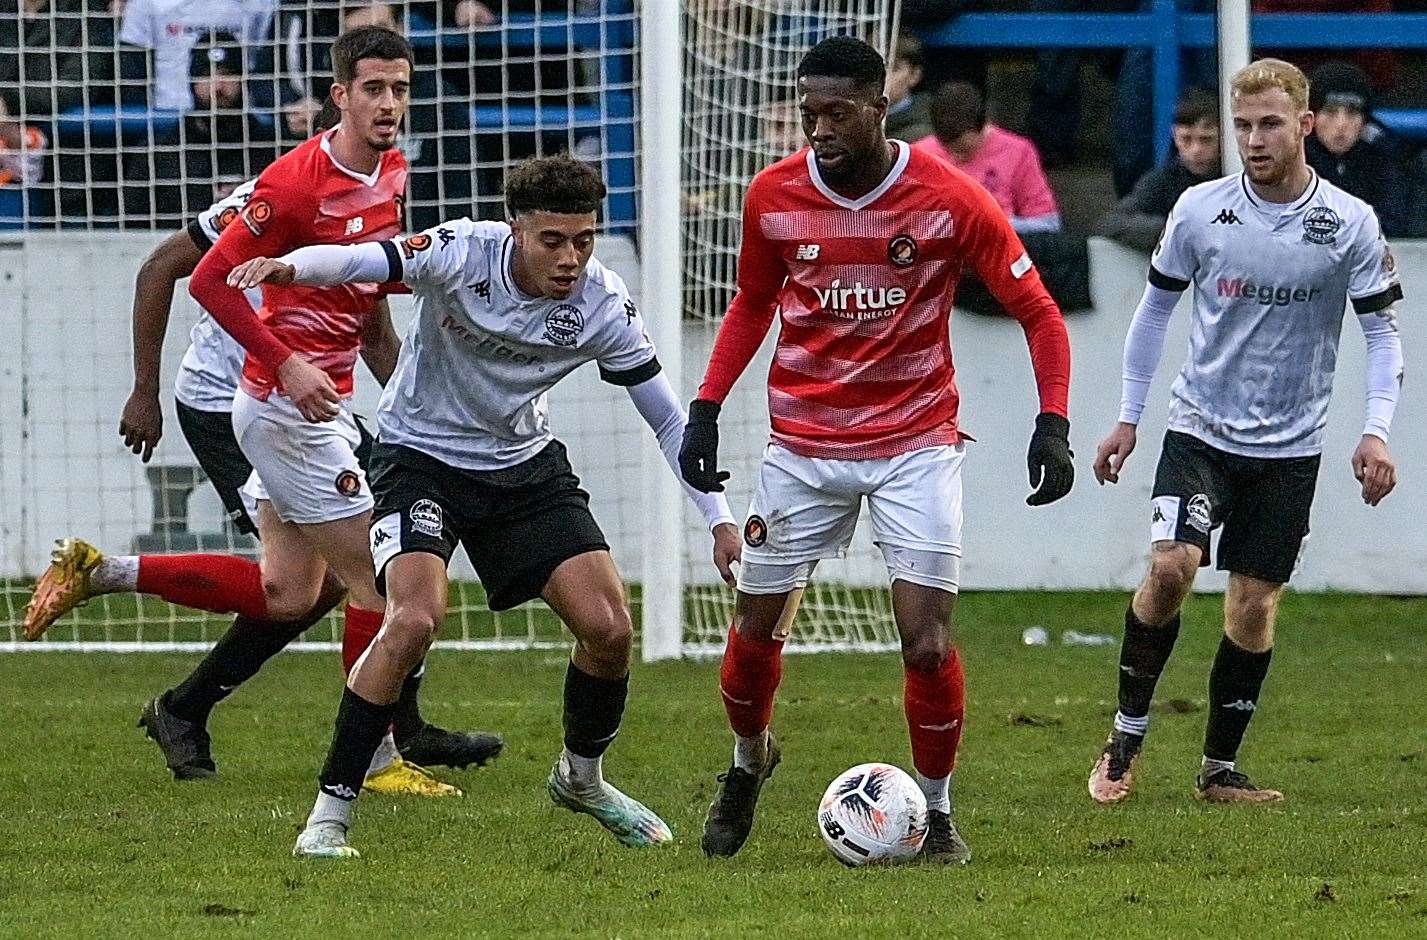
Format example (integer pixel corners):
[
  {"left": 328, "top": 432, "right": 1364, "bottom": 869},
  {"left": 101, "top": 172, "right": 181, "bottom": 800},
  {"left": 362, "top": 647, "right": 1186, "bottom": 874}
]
[
  {"left": 885, "top": 34, "right": 931, "bottom": 142},
  {"left": 0, "top": 0, "right": 106, "bottom": 118},
  {"left": 1098, "top": 88, "right": 1221, "bottom": 253},
  {"left": 119, "top": 0, "right": 276, "bottom": 111},
  {"left": 0, "top": 96, "right": 48, "bottom": 187},
  {"left": 913, "top": 81, "right": 1062, "bottom": 233},
  {"left": 1305, "top": 61, "right": 1409, "bottom": 238}
]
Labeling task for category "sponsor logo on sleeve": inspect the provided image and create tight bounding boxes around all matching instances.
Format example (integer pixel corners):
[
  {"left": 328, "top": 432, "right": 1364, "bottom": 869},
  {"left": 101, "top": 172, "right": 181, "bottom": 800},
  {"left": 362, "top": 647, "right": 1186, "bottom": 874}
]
[
  {"left": 400, "top": 233, "right": 432, "bottom": 258},
  {"left": 888, "top": 234, "right": 918, "bottom": 267},
  {"left": 1010, "top": 252, "right": 1033, "bottom": 279},
  {"left": 409, "top": 499, "right": 444, "bottom": 538},
  {"left": 214, "top": 205, "right": 239, "bottom": 233},
  {"left": 544, "top": 304, "right": 585, "bottom": 347},
  {"left": 743, "top": 514, "right": 768, "bottom": 548},
  {"left": 242, "top": 199, "right": 272, "bottom": 237},
  {"left": 1382, "top": 241, "right": 1397, "bottom": 276},
  {"left": 1302, "top": 206, "right": 1341, "bottom": 245}
]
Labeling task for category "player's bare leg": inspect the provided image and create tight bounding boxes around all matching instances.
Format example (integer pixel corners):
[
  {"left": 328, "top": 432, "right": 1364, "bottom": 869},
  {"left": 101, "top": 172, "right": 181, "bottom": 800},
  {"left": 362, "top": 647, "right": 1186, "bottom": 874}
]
[
  {"left": 1195, "top": 573, "right": 1284, "bottom": 803},
  {"left": 140, "top": 504, "right": 326, "bottom": 779},
  {"left": 1091, "top": 541, "right": 1199, "bottom": 804},
  {"left": 543, "top": 550, "right": 672, "bottom": 848},
  {"left": 296, "top": 551, "right": 448, "bottom": 859},
  {"left": 892, "top": 579, "right": 971, "bottom": 864},
  {"left": 701, "top": 586, "right": 799, "bottom": 858}
]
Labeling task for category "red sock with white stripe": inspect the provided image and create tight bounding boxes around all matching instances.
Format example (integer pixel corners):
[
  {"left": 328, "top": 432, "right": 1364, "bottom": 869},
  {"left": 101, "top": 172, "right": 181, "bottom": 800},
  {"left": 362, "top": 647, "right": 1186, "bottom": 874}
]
[
  {"left": 720, "top": 624, "right": 784, "bottom": 771},
  {"left": 341, "top": 605, "right": 385, "bottom": 674},
  {"left": 904, "top": 647, "right": 965, "bottom": 813},
  {"left": 134, "top": 554, "right": 268, "bottom": 619}
]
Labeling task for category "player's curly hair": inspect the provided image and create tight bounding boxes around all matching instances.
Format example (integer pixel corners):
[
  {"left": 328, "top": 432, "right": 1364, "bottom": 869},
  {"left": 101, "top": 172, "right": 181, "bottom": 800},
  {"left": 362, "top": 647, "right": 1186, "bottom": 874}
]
[
  {"left": 332, "top": 25, "right": 414, "bottom": 85},
  {"left": 797, "top": 35, "right": 886, "bottom": 96},
  {"left": 505, "top": 155, "right": 607, "bottom": 217}
]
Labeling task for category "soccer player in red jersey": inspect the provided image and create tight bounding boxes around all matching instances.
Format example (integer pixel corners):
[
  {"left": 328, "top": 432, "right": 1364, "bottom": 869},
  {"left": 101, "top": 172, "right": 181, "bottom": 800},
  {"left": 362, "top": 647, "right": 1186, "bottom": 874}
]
[
  {"left": 679, "top": 37, "right": 1075, "bottom": 863},
  {"left": 23, "top": 26, "right": 495, "bottom": 794}
]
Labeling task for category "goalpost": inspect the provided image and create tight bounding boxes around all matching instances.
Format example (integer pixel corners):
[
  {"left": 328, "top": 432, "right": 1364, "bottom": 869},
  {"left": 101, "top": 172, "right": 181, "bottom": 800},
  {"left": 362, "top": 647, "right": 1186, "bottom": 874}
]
[{"left": 1, "top": 0, "right": 901, "bottom": 659}]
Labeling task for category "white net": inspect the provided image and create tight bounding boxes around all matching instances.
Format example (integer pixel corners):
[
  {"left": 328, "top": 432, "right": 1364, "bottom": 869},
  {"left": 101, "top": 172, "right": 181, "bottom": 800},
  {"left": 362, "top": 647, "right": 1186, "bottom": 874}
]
[
  {"left": 1, "top": 0, "right": 643, "bottom": 650},
  {"left": 678, "top": 0, "right": 902, "bottom": 654}
]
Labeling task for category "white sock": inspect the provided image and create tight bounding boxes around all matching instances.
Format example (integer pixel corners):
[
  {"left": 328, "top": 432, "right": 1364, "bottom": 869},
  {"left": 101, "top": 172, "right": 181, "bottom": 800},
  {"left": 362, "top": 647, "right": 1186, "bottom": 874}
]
[
  {"left": 917, "top": 772, "right": 952, "bottom": 814},
  {"left": 90, "top": 555, "right": 139, "bottom": 593},
  {"left": 561, "top": 748, "right": 604, "bottom": 790},
  {"left": 367, "top": 732, "right": 399, "bottom": 775},
  {"left": 1113, "top": 711, "right": 1149, "bottom": 737},
  {"left": 733, "top": 730, "right": 768, "bottom": 772},
  {"left": 306, "top": 791, "right": 354, "bottom": 830},
  {"left": 1202, "top": 757, "right": 1235, "bottom": 778}
]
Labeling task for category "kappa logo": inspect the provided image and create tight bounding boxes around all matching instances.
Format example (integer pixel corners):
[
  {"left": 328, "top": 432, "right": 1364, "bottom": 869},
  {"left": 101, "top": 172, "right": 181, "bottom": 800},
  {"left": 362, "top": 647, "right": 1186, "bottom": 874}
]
[
  {"left": 1221, "top": 699, "right": 1257, "bottom": 712},
  {"left": 624, "top": 298, "right": 638, "bottom": 325},
  {"left": 372, "top": 527, "right": 392, "bottom": 547},
  {"left": 410, "top": 499, "right": 443, "bottom": 538},
  {"left": 469, "top": 278, "right": 491, "bottom": 302},
  {"left": 795, "top": 244, "right": 821, "bottom": 261},
  {"left": 437, "top": 226, "right": 456, "bottom": 248},
  {"left": 344, "top": 216, "right": 364, "bottom": 236},
  {"left": 1152, "top": 504, "right": 1166, "bottom": 524},
  {"left": 1212, "top": 208, "right": 1242, "bottom": 225},
  {"left": 334, "top": 470, "right": 362, "bottom": 498},
  {"left": 1186, "top": 493, "right": 1212, "bottom": 532},
  {"left": 322, "top": 783, "right": 359, "bottom": 799}
]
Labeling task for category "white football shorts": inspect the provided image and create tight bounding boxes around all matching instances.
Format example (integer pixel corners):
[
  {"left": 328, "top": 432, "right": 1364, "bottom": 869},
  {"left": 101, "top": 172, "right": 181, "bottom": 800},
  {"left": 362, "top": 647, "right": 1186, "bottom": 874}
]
[
  {"left": 736, "top": 443, "right": 965, "bottom": 595},
  {"left": 232, "top": 389, "right": 372, "bottom": 525}
]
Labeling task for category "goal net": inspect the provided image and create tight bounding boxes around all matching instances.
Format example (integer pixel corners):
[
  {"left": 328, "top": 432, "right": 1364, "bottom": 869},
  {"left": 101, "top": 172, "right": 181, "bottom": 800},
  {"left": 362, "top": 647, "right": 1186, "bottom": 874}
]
[{"left": 1, "top": 0, "right": 900, "bottom": 657}]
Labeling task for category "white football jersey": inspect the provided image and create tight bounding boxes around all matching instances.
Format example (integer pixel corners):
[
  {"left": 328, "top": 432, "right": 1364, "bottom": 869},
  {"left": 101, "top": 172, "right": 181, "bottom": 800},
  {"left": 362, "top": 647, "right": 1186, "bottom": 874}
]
[
  {"left": 175, "top": 178, "right": 258, "bottom": 412},
  {"left": 375, "top": 219, "right": 659, "bottom": 471},
  {"left": 1150, "top": 170, "right": 1402, "bottom": 457}
]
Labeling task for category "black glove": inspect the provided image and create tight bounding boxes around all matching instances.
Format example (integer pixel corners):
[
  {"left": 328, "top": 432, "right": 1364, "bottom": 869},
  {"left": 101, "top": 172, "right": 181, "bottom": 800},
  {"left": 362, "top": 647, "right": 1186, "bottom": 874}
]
[
  {"left": 679, "top": 399, "right": 730, "bottom": 493},
  {"left": 1026, "top": 411, "right": 1074, "bottom": 506}
]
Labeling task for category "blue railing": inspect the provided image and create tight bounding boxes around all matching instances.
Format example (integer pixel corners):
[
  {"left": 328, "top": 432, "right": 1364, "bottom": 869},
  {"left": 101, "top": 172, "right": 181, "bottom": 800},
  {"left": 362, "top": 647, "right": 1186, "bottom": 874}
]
[{"left": 926, "top": 4, "right": 1427, "bottom": 162}]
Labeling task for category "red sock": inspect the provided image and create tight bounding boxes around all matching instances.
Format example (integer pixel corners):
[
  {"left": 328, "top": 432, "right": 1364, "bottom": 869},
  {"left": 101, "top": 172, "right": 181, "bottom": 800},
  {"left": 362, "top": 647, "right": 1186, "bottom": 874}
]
[
  {"left": 719, "top": 625, "right": 785, "bottom": 738},
  {"left": 904, "top": 647, "right": 966, "bottom": 779},
  {"left": 136, "top": 554, "right": 267, "bottom": 620},
  {"left": 341, "top": 604, "right": 385, "bottom": 674}
]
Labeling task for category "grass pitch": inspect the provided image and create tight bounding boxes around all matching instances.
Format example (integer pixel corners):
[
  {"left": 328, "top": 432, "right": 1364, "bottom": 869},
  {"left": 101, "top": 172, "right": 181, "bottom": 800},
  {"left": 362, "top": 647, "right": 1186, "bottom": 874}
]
[{"left": 2, "top": 591, "right": 1425, "bottom": 937}]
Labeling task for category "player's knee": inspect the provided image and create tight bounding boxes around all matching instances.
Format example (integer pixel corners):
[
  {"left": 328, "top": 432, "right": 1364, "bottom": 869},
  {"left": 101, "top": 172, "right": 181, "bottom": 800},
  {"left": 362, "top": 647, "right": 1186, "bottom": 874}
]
[
  {"left": 262, "top": 575, "right": 321, "bottom": 622},
  {"left": 579, "top": 600, "right": 634, "bottom": 667},
  {"left": 1146, "top": 546, "right": 1197, "bottom": 598},
  {"left": 900, "top": 627, "right": 950, "bottom": 674},
  {"left": 382, "top": 605, "right": 440, "bottom": 662},
  {"left": 1227, "top": 588, "right": 1279, "bottom": 638}
]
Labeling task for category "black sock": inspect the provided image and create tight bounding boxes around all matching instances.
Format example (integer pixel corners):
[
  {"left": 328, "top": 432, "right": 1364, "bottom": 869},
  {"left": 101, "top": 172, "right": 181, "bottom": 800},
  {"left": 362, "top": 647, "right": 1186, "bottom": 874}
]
[
  {"left": 318, "top": 687, "right": 397, "bottom": 801},
  {"left": 1204, "top": 634, "right": 1273, "bottom": 764},
  {"left": 562, "top": 661, "right": 628, "bottom": 759},
  {"left": 167, "top": 615, "right": 310, "bottom": 724},
  {"left": 391, "top": 661, "right": 427, "bottom": 744},
  {"left": 1116, "top": 606, "right": 1182, "bottom": 729}
]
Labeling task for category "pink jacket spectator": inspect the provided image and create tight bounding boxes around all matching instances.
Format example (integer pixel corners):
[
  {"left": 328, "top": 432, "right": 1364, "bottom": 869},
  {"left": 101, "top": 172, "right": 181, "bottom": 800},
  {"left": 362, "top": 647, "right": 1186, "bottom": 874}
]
[{"left": 912, "top": 126, "right": 1061, "bottom": 232}]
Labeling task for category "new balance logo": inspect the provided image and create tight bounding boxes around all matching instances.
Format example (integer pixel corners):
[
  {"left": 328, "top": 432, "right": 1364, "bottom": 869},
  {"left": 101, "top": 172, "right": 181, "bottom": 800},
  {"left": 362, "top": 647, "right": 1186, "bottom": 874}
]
[
  {"left": 344, "top": 217, "right": 364, "bottom": 235},
  {"left": 1221, "top": 699, "right": 1257, "bottom": 712},
  {"left": 795, "top": 244, "right": 821, "bottom": 260},
  {"left": 1212, "top": 209, "right": 1242, "bottom": 225},
  {"left": 322, "top": 783, "right": 358, "bottom": 800}
]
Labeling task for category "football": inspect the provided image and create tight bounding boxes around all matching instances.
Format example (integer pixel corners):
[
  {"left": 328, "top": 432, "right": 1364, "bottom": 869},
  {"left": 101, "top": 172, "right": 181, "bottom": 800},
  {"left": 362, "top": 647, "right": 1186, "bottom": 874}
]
[{"left": 817, "top": 763, "right": 928, "bottom": 866}]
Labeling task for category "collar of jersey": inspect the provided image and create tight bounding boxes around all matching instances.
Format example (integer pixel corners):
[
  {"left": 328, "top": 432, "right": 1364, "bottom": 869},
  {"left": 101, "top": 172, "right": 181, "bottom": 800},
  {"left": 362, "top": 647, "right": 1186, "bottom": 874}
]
[
  {"left": 319, "top": 127, "right": 383, "bottom": 188},
  {"left": 1239, "top": 167, "right": 1320, "bottom": 216},
  {"left": 805, "top": 140, "right": 910, "bottom": 211},
  {"left": 499, "top": 234, "right": 564, "bottom": 305}
]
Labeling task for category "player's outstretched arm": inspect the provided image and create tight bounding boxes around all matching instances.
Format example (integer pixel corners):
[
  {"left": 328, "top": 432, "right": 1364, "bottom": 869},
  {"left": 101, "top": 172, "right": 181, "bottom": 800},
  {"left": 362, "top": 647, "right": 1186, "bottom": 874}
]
[
  {"left": 1094, "top": 282, "right": 1182, "bottom": 484},
  {"left": 228, "top": 241, "right": 395, "bottom": 290},
  {"left": 625, "top": 371, "right": 740, "bottom": 585},
  {"left": 120, "top": 228, "right": 205, "bottom": 461}
]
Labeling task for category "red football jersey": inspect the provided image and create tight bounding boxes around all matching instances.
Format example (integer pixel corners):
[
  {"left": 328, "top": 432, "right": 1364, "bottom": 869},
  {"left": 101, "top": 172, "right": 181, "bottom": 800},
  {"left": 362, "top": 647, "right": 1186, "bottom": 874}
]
[
  {"left": 208, "top": 128, "right": 407, "bottom": 399},
  {"left": 698, "top": 141, "right": 1070, "bottom": 460}
]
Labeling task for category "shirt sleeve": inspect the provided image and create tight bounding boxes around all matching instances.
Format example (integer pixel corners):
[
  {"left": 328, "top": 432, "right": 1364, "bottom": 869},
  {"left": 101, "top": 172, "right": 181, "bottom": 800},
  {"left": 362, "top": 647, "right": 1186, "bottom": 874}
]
[
  {"left": 118, "top": 0, "right": 154, "bottom": 47},
  {"left": 1147, "top": 193, "right": 1197, "bottom": 291},
  {"left": 1345, "top": 209, "right": 1404, "bottom": 314},
  {"left": 187, "top": 178, "right": 256, "bottom": 251},
  {"left": 593, "top": 273, "right": 660, "bottom": 385},
  {"left": 385, "top": 218, "right": 477, "bottom": 291}
]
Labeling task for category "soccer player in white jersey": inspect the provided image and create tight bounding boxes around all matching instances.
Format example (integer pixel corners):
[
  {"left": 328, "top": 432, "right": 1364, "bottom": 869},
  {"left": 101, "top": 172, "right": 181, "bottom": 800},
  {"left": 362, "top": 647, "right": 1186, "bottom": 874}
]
[
  {"left": 111, "top": 161, "right": 502, "bottom": 785},
  {"left": 1088, "top": 59, "right": 1404, "bottom": 804},
  {"left": 227, "top": 155, "right": 740, "bottom": 859}
]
